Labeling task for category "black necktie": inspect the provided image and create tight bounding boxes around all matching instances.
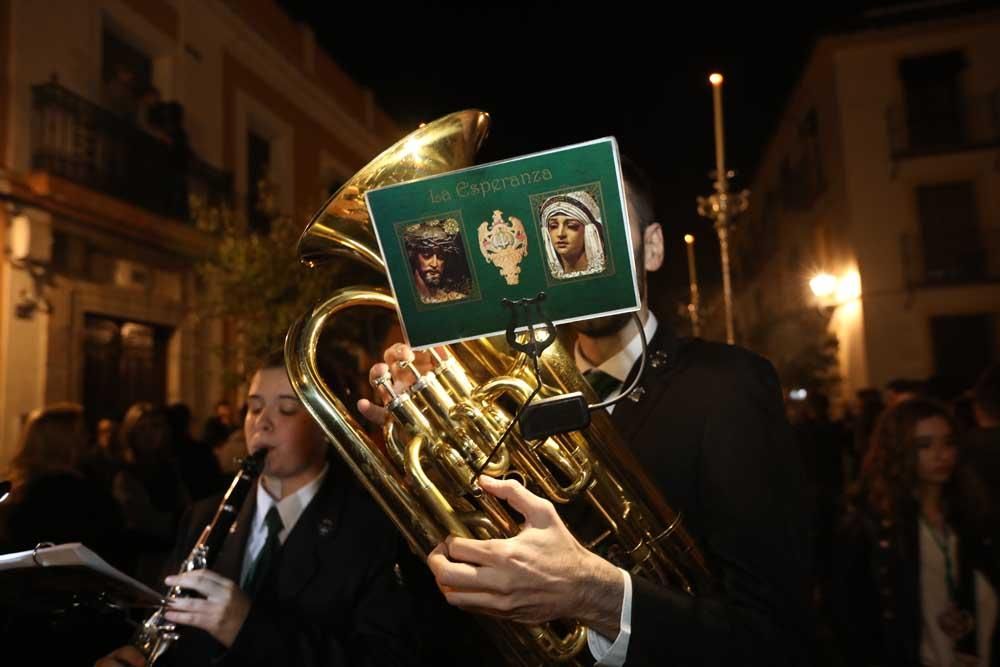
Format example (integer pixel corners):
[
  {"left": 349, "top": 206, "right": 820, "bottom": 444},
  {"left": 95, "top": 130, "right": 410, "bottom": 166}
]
[
  {"left": 241, "top": 506, "right": 283, "bottom": 596},
  {"left": 584, "top": 368, "right": 621, "bottom": 401}
]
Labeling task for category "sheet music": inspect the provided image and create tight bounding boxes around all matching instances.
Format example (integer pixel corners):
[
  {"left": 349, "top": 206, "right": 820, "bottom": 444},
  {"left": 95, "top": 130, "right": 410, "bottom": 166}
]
[{"left": 0, "top": 542, "right": 162, "bottom": 607}]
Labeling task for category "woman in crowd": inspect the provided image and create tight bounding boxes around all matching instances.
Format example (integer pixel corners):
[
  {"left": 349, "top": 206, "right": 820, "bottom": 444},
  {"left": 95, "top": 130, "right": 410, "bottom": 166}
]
[
  {"left": 833, "top": 398, "right": 998, "bottom": 666},
  {"left": 0, "top": 402, "right": 123, "bottom": 557},
  {"left": 111, "top": 402, "right": 191, "bottom": 585}
]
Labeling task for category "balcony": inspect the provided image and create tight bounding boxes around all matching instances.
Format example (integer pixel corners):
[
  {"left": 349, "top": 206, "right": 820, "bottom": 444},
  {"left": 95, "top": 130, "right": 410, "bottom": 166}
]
[
  {"left": 901, "top": 228, "right": 1000, "bottom": 287},
  {"left": 31, "top": 81, "right": 232, "bottom": 222},
  {"left": 887, "top": 90, "right": 1000, "bottom": 160}
]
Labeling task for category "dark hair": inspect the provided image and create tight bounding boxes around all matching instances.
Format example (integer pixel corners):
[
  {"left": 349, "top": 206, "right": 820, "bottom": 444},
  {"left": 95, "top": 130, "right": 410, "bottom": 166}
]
[
  {"left": 7, "top": 403, "right": 88, "bottom": 486},
  {"left": 258, "top": 348, "right": 287, "bottom": 373},
  {"left": 885, "top": 377, "right": 923, "bottom": 395},
  {"left": 973, "top": 363, "right": 1000, "bottom": 421},
  {"left": 856, "top": 398, "right": 987, "bottom": 531},
  {"left": 856, "top": 387, "right": 883, "bottom": 404},
  {"left": 250, "top": 347, "right": 345, "bottom": 397},
  {"left": 951, "top": 392, "right": 976, "bottom": 432},
  {"left": 807, "top": 392, "right": 830, "bottom": 419},
  {"left": 166, "top": 403, "right": 192, "bottom": 438},
  {"left": 619, "top": 154, "right": 656, "bottom": 234},
  {"left": 119, "top": 402, "right": 170, "bottom": 459}
]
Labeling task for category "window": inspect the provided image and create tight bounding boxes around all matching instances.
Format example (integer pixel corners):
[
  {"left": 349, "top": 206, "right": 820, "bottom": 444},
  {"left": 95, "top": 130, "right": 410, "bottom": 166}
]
[
  {"left": 799, "top": 108, "right": 818, "bottom": 138},
  {"left": 101, "top": 28, "right": 152, "bottom": 122},
  {"left": 247, "top": 131, "right": 273, "bottom": 233},
  {"left": 318, "top": 151, "right": 347, "bottom": 204},
  {"left": 916, "top": 182, "right": 983, "bottom": 283},
  {"left": 760, "top": 190, "right": 779, "bottom": 257},
  {"left": 780, "top": 108, "right": 824, "bottom": 211},
  {"left": 799, "top": 108, "right": 824, "bottom": 201},
  {"left": 900, "top": 51, "right": 966, "bottom": 149},
  {"left": 930, "top": 314, "right": 994, "bottom": 393},
  {"left": 787, "top": 241, "right": 801, "bottom": 272}
]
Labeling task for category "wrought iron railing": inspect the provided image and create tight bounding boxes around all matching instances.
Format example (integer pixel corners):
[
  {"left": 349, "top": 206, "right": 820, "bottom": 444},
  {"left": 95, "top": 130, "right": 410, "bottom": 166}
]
[
  {"left": 901, "top": 228, "right": 1000, "bottom": 287},
  {"left": 887, "top": 90, "right": 1000, "bottom": 158},
  {"left": 31, "top": 81, "right": 232, "bottom": 221}
]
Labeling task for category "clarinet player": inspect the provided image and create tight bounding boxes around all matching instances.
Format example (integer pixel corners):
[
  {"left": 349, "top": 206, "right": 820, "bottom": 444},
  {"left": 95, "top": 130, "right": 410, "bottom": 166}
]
[{"left": 97, "top": 351, "right": 418, "bottom": 667}]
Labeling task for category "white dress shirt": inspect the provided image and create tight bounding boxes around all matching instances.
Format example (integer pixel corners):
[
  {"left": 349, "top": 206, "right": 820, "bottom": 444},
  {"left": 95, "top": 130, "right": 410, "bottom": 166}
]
[
  {"left": 918, "top": 521, "right": 997, "bottom": 666},
  {"left": 575, "top": 312, "right": 659, "bottom": 415},
  {"left": 239, "top": 463, "right": 330, "bottom": 584},
  {"left": 575, "top": 312, "right": 658, "bottom": 666}
]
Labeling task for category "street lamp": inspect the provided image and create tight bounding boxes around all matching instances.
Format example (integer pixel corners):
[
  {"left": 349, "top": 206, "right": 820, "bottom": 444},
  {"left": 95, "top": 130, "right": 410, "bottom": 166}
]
[
  {"left": 809, "top": 273, "right": 837, "bottom": 300},
  {"left": 836, "top": 270, "right": 861, "bottom": 303},
  {"left": 809, "top": 270, "right": 862, "bottom": 307},
  {"left": 6, "top": 213, "right": 53, "bottom": 319},
  {"left": 697, "top": 72, "right": 749, "bottom": 345},
  {"left": 684, "top": 234, "right": 701, "bottom": 336}
]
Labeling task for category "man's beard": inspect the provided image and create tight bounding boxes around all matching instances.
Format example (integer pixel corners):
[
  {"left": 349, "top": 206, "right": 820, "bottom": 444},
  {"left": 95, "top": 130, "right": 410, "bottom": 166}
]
[
  {"left": 569, "top": 312, "right": 633, "bottom": 338},
  {"left": 422, "top": 270, "right": 441, "bottom": 287},
  {"left": 570, "top": 238, "right": 647, "bottom": 339}
]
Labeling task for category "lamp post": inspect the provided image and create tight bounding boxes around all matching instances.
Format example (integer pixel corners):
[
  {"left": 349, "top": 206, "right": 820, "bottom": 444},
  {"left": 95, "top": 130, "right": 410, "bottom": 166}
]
[
  {"left": 810, "top": 270, "right": 862, "bottom": 308},
  {"left": 684, "top": 234, "right": 701, "bottom": 337},
  {"left": 697, "top": 73, "right": 749, "bottom": 346}
]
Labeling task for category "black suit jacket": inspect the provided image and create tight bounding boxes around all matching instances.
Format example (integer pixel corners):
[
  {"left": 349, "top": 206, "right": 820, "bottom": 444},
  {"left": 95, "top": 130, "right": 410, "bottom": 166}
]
[
  {"left": 608, "top": 326, "right": 812, "bottom": 666},
  {"left": 162, "top": 459, "right": 419, "bottom": 667}
]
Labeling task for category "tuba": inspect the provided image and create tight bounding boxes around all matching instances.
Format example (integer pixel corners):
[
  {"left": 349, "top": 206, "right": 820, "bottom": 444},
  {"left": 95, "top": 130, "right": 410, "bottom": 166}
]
[{"left": 284, "top": 110, "right": 711, "bottom": 665}]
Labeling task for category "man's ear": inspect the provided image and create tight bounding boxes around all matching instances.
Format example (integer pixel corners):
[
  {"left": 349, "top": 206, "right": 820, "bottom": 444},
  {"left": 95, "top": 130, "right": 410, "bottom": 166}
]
[{"left": 644, "top": 222, "right": 664, "bottom": 272}]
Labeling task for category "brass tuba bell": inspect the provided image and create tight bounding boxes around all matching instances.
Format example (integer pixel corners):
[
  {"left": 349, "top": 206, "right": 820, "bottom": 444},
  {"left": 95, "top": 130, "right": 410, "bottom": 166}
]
[{"left": 284, "top": 110, "right": 711, "bottom": 665}]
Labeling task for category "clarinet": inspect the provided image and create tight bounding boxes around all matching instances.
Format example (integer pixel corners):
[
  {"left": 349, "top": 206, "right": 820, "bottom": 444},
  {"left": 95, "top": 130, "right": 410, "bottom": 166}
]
[{"left": 132, "top": 448, "right": 267, "bottom": 665}]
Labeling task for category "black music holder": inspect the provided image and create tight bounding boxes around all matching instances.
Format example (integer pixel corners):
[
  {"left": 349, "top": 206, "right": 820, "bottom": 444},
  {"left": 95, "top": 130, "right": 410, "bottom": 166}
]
[
  {"left": 500, "top": 294, "right": 590, "bottom": 443},
  {"left": 502, "top": 292, "right": 557, "bottom": 358},
  {"left": 474, "top": 293, "right": 590, "bottom": 479},
  {"left": 473, "top": 298, "right": 648, "bottom": 482}
]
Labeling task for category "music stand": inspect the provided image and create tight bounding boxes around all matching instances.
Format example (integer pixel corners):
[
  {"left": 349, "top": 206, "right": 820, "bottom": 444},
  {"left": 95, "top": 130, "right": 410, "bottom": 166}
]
[{"left": 0, "top": 543, "right": 162, "bottom": 615}]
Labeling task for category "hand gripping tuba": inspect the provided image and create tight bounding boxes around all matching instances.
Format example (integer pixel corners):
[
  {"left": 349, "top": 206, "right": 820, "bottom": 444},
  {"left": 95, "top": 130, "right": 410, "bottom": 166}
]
[{"left": 284, "top": 110, "right": 711, "bottom": 665}]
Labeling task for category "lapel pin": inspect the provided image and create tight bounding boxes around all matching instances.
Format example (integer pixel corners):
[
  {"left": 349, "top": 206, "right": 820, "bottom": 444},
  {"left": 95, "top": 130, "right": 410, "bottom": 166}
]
[
  {"left": 650, "top": 351, "right": 668, "bottom": 369},
  {"left": 318, "top": 518, "right": 334, "bottom": 537}
]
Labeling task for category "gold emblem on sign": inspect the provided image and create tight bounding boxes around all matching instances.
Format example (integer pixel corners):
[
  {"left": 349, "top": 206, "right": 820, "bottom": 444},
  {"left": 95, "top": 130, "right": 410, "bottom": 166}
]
[{"left": 478, "top": 210, "right": 528, "bottom": 285}]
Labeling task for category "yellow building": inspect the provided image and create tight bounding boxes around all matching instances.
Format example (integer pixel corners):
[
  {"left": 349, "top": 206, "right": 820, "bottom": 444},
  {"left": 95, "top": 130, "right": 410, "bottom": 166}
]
[
  {"left": 733, "top": 4, "right": 1000, "bottom": 408},
  {"left": 0, "top": 0, "right": 400, "bottom": 462}
]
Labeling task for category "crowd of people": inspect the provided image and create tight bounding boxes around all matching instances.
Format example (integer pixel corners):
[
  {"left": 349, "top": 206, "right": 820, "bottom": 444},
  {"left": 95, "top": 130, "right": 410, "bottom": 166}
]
[
  {"left": 791, "top": 370, "right": 1000, "bottom": 666},
  {"left": 0, "top": 155, "right": 996, "bottom": 666}
]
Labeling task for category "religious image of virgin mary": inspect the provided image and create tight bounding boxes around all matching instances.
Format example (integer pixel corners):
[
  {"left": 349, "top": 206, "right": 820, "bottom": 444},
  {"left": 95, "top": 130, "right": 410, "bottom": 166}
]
[{"left": 538, "top": 190, "right": 607, "bottom": 280}]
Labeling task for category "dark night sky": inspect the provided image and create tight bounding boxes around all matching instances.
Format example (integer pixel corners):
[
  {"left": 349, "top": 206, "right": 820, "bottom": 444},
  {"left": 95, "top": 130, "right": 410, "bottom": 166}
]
[{"left": 276, "top": 0, "right": 937, "bottom": 323}]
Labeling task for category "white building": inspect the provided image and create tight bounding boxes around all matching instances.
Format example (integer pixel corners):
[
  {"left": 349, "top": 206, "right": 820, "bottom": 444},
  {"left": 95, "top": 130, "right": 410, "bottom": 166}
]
[
  {"left": 732, "top": 3, "right": 1000, "bottom": 407},
  {"left": 0, "top": 0, "right": 400, "bottom": 462}
]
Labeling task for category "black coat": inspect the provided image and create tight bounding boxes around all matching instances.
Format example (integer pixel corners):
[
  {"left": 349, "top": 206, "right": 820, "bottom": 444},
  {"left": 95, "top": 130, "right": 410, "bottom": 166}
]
[
  {"left": 0, "top": 472, "right": 124, "bottom": 562},
  {"left": 832, "top": 500, "right": 1000, "bottom": 667},
  {"left": 161, "top": 459, "right": 419, "bottom": 667},
  {"left": 607, "top": 327, "right": 813, "bottom": 666},
  {"left": 0, "top": 473, "right": 130, "bottom": 666}
]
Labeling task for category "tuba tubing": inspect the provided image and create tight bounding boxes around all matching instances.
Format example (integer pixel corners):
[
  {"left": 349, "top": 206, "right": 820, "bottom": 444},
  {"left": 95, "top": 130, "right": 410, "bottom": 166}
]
[
  {"left": 286, "top": 287, "right": 443, "bottom": 554},
  {"left": 285, "top": 284, "right": 713, "bottom": 665},
  {"left": 284, "top": 110, "right": 713, "bottom": 665}
]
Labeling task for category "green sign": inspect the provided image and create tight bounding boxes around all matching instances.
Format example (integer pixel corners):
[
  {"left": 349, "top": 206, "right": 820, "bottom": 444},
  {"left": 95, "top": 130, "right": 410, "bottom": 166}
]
[{"left": 366, "top": 138, "right": 640, "bottom": 349}]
